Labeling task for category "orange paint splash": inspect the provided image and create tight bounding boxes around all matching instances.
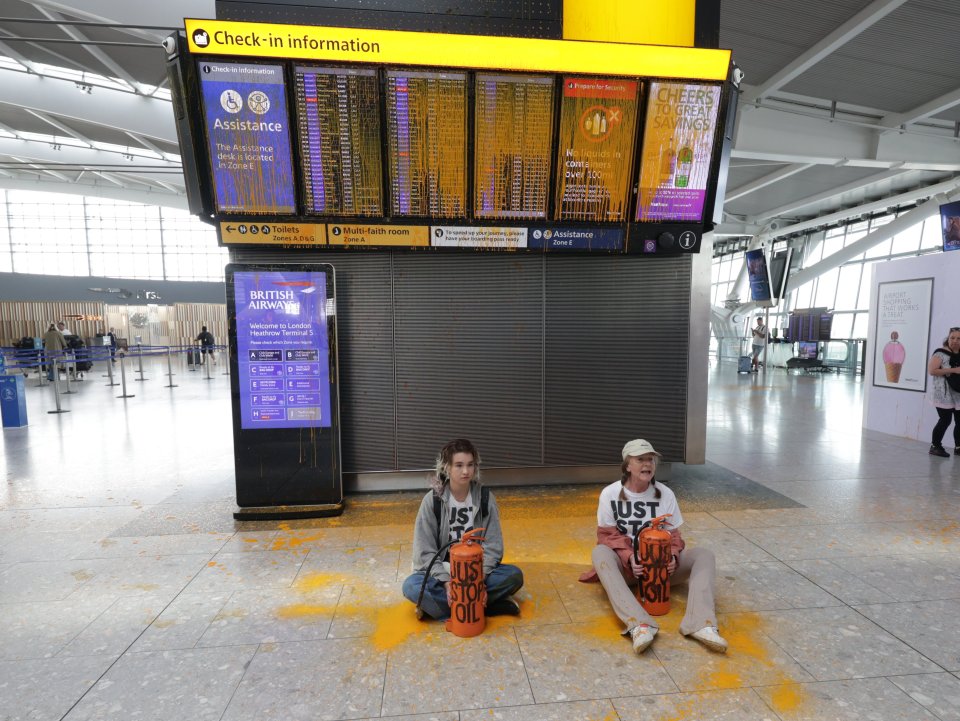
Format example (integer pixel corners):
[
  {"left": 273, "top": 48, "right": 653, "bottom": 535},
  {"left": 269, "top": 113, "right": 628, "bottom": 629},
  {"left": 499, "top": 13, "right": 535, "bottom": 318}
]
[
  {"left": 370, "top": 602, "right": 427, "bottom": 651},
  {"left": 770, "top": 683, "right": 804, "bottom": 713},
  {"left": 276, "top": 603, "right": 334, "bottom": 619}
]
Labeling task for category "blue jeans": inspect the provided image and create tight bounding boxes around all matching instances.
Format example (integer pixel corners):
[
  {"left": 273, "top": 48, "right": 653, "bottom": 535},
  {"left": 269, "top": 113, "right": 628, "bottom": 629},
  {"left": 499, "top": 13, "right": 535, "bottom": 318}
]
[{"left": 402, "top": 563, "right": 524, "bottom": 620}]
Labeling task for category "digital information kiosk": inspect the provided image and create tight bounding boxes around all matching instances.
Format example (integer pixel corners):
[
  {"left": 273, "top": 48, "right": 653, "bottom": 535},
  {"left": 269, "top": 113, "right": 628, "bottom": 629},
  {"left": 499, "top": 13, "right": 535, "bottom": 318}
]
[{"left": 226, "top": 263, "right": 341, "bottom": 518}]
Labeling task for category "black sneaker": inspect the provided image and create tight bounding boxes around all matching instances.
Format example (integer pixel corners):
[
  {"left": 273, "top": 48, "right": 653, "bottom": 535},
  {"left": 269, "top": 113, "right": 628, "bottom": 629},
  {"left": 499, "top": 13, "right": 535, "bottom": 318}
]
[
  {"left": 929, "top": 445, "right": 950, "bottom": 458},
  {"left": 486, "top": 597, "right": 521, "bottom": 617}
]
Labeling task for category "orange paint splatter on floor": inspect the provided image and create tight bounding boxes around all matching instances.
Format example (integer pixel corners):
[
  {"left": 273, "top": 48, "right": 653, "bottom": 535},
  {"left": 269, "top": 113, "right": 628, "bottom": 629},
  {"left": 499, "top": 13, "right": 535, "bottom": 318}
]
[
  {"left": 276, "top": 603, "right": 334, "bottom": 619},
  {"left": 370, "top": 602, "right": 425, "bottom": 651},
  {"left": 770, "top": 683, "right": 805, "bottom": 713},
  {"left": 705, "top": 670, "right": 742, "bottom": 688}
]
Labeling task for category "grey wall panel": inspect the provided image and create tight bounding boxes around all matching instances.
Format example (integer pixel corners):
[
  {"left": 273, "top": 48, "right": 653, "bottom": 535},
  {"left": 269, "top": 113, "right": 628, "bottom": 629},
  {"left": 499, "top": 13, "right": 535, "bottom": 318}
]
[
  {"left": 543, "top": 255, "right": 692, "bottom": 465},
  {"left": 392, "top": 254, "right": 543, "bottom": 470},
  {"left": 230, "top": 249, "right": 696, "bottom": 478},
  {"left": 230, "top": 249, "right": 396, "bottom": 472}
]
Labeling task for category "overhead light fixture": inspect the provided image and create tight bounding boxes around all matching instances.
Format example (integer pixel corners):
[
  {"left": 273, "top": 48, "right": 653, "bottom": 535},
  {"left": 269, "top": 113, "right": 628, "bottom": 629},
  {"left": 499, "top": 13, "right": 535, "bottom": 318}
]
[{"left": 74, "top": 82, "right": 92, "bottom": 94}]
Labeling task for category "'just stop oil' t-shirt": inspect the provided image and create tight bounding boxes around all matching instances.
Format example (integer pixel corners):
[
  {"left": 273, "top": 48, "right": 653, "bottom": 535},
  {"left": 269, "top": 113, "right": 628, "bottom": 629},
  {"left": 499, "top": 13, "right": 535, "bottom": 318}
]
[{"left": 596, "top": 480, "right": 683, "bottom": 537}]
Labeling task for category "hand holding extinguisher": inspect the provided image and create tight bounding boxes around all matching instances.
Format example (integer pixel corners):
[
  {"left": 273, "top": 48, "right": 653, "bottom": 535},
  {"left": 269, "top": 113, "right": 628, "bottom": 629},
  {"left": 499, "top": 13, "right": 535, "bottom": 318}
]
[{"left": 632, "top": 514, "right": 673, "bottom": 616}]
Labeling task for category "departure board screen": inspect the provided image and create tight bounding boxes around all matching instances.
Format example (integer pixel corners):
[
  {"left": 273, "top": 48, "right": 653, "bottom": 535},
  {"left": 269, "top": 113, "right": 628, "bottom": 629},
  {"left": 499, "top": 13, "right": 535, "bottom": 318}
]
[
  {"left": 385, "top": 69, "right": 467, "bottom": 218},
  {"left": 198, "top": 61, "right": 295, "bottom": 215},
  {"left": 636, "top": 82, "right": 722, "bottom": 223},
  {"left": 554, "top": 77, "right": 639, "bottom": 222},
  {"left": 294, "top": 66, "right": 383, "bottom": 216},
  {"left": 474, "top": 74, "right": 555, "bottom": 220}
]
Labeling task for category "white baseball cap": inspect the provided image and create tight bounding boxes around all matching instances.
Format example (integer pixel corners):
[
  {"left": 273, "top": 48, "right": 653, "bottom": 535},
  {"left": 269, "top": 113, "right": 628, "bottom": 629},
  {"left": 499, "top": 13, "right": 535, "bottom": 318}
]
[{"left": 621, "top": 439, "right": 662, "bottom": 460}]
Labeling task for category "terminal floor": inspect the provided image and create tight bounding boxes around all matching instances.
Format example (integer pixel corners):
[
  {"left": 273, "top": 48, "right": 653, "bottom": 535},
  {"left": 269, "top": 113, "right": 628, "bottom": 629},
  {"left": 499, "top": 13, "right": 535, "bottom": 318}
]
[{"left": 2, "top": 359, "right": 960, "bottom": 721}]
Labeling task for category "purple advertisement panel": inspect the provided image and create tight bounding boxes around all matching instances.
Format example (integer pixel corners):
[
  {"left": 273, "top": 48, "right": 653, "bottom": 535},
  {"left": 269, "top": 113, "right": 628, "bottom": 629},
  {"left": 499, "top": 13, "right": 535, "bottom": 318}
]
[
  {"left": 635, "top": 82, "right": 722, "bottom": 223},
  {"left": 234, "top": 271, "right": 331, "bottom": 429},
  {"left": 198, "top": 61, "right": 296, "bottom": 214}
]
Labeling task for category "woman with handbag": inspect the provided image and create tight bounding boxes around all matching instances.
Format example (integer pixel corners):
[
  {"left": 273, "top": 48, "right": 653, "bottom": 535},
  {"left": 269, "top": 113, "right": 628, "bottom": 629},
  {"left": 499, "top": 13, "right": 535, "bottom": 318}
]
[{"left": 927, "top": 327, "right": 960, "bottom": 457}]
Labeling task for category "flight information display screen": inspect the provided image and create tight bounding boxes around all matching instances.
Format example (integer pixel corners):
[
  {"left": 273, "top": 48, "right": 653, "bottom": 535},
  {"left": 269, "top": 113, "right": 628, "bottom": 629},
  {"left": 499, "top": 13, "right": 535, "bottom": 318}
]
[
  {"left": 294, "top": 65, "right": 383, "bottom": 216},
  {"left": 198, "top": 61, "right": 295, "bottom": 214},
  {"left": 554, "top": 77, "right": 639, "bottom": 222},
  {"left": 233, "top": 270, "right": 332, "bottom": 430},
  {"left": 635, "top": 82, "right": 722, "bottom": 223},
  {"left": 474, "top": 73, "right": 555, "bottom": 220},
  {"left": 385, "top": 69, "right": 467, "bottom": 218}
]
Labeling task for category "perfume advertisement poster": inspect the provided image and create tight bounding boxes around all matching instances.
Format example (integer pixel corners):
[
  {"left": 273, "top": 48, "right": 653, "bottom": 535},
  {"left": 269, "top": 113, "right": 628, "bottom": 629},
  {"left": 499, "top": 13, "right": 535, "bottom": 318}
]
[{"left": 873, "top": 278, "right": 933, "bottom": 392}]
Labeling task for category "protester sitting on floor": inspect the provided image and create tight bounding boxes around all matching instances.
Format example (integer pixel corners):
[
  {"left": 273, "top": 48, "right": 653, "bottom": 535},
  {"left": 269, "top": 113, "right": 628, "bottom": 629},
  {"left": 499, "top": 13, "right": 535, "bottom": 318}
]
[
  {"left": 580, "top": 438, "right": 728, "bottom": 654},
  {"left": 401, "top": 438, "right": 524, "bottom": 620}
]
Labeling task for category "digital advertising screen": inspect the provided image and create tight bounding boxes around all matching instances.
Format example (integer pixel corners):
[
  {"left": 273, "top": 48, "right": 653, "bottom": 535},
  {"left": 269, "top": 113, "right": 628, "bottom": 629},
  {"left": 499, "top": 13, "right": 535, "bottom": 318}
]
[
  {"left": 198, "top": 61, "right": 296, "bottom": 214},
  {"left": 294, "top": 65, "right": 382, "bottom": 216},
  {"left": 940, "top": 199, "right": 960, "bottom": 252},
  {"left": 233, "top": 270, "right": 332, "bottom": 430},
  {"left": 745, "top": 248, "right": 773, "bottom": 306},
  {"left": 385, "top": 69, "right": 467, "bottom": 218},
  {"left": 474, "top": 73, "right": 555, "bottom": 220},
  {"left": 554, "top": 77, "right": 639, "bottom": 222},
  {"left": 636, "top": 82, "right": 722, "bottom": 222}
]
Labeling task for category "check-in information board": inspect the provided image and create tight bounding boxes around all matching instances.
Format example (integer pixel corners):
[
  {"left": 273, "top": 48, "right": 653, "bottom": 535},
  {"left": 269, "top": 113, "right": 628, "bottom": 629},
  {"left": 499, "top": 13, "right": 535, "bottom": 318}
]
[{"left": 183, "top": 19, "right": 734, "bottom": 254}]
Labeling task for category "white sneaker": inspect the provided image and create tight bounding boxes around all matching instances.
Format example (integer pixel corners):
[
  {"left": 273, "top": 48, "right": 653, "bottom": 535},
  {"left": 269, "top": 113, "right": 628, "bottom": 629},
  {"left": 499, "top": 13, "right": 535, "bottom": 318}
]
[
  {"left": 630, "top": 623, "right": 657, "bottom": 654},
  {"left": 691, "top": 626, "right": 728, "bottom": 652}
]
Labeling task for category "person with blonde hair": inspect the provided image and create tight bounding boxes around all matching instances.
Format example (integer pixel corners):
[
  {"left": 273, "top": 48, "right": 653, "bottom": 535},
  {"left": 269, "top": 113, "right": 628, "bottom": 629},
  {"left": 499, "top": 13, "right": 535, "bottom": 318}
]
[
  {"left": 580, "top": 439, "right": 727, "bottom": 654},
  {"left": 402, "top": 438, "right": 523, "bottom": 620}
]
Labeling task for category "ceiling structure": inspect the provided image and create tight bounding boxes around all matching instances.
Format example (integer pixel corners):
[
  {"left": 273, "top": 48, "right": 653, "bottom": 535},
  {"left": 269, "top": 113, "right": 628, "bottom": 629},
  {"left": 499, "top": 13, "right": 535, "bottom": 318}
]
[{"left": 1, "top": 0, "right": 959, "bottom": 246}]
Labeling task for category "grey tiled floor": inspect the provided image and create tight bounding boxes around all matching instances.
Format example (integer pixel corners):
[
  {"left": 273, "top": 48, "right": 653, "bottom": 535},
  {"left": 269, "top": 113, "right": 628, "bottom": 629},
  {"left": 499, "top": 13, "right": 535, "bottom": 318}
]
[{"left": 2, "top": 358, "right": 959, "bottom": 720}]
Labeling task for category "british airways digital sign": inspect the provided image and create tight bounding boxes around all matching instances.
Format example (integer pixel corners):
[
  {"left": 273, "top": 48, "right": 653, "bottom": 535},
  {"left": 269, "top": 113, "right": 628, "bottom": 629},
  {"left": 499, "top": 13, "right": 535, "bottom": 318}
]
[{"left": 198, "top": 61, "right": 296, "bottom": 214}]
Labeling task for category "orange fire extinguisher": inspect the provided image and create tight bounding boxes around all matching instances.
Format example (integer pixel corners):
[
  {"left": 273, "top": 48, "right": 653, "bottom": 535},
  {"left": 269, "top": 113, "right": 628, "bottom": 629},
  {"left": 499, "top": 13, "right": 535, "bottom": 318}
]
[
  {"left": 444, "top": 527, "right": 487, "bottom": 637},
  {"left": 633, "top": 514, "right": 673, "bottom": 616}
]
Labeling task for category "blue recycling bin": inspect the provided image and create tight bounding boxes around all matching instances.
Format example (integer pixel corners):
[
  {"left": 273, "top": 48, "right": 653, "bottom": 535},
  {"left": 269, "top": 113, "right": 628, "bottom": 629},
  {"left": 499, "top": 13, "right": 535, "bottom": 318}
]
[{"left": 0, "top": 374, "right": 28, "bottom": 428}]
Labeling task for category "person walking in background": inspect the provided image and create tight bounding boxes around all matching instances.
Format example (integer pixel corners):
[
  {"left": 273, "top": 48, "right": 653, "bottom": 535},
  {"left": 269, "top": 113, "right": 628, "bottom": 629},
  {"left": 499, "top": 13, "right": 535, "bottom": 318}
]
[
  {"left": 42, "top": 322, "right": 67, "bottom": 381},
  {"left": 750, "top": 315, "right": 767, "bottom": 372},
  {"left": 196, "top": 325, "right": 216, "bottom": 365},
  {"left": 927, "top": 327, "right": 960, "bottom": 457}
]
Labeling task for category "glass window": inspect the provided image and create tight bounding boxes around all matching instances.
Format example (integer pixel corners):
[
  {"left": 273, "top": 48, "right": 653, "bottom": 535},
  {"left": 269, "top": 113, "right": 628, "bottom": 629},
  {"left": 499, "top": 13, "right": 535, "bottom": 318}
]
[
  {"left": 852, "top": 312, "right": 870, "bottom": 338},
  {"left": 814, "top": 267, "right": 839, "bottom": 308},
  {"left": 834, "top": 264, "right": 861, "bottom": 311},
  {"left": 830, "top": 313, "right": 853, "bottom": 338},
  {"left": 890, "top": 220, "right": 922, "bottom": 255},
  {"left": 920, "top": 214, "right": 944, "bottom": 249}
]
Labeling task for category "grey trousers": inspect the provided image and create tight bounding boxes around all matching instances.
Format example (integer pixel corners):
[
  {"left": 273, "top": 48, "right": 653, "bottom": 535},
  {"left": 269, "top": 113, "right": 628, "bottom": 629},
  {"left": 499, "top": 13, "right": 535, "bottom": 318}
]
[{"left": 591, "top": 544, "right": 718, "bottom": 636}]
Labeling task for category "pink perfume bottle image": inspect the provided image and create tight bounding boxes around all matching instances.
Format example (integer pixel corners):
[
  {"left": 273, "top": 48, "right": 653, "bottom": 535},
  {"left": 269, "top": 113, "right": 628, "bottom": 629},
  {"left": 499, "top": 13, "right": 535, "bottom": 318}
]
[{"left": 883, "top": 331, "right": 905, "bottom": 382}]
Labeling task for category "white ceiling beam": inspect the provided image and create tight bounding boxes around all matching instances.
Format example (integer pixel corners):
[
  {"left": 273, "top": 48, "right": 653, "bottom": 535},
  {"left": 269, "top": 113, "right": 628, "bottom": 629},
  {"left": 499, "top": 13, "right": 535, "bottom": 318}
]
[
  {"left": 758, "top": 175, "right": 960, "bottom": 242},
  {"left": 28, "top": 0, "right": 214, "bottom": 42},
  {"left": 0, "top": 176, "right": 187, "bottom": 208},
  {"left": 0, "top": 26, "right": 89, "bottom": 71},
  {"left": 725, "top": 163, "right": 815, "bottom": 202},
  {"left": 10, "top": 154, "right": 72, "bottom": 182},
  {"left": 0, "top": 38, "right": 40, "bottom": 72},
  {"left": 24, "top": 109, "right": 93, "bottom": 145},
  {"left": 750, "top": 168, "right": 912, "bottom": 221},
  {"left": 32, "top": 4, "right": 140, "bottom": 91},
  {"left": 741, "top": 0, "right": 909, "bottom": 106},
  {"left": 123, "top": 130, "right": 166, "bottom": 156},
  {"left": 878, "top": 86, "right": 960, "bottom": 130},
  {"left": 733, "top": 103, "right": 960, "bottom": 172},
  {"left": 0, "top": 69, "right": 176, "bottom": 144}
]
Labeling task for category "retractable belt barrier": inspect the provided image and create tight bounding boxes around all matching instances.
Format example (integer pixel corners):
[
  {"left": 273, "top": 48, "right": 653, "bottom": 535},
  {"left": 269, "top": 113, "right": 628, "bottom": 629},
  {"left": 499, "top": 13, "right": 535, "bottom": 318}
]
[{"left": 0, "top": 344, "right": 230, "bottom": 408}]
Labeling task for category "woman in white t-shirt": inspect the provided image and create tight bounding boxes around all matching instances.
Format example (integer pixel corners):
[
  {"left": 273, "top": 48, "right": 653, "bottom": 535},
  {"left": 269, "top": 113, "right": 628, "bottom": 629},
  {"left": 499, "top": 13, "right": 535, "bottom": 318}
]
[{"left": 579, "top": 439, "right": 727, "bottom": 654}]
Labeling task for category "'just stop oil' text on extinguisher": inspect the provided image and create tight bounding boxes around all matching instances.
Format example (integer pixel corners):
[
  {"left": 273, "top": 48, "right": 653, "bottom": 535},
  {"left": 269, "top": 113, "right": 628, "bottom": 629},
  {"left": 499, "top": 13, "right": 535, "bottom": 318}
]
[
  {"left": 415, "top": 527, "right": 487, "bottom": 638},
  {"left": 633, "top": 514, "right": 672, "bottom": 616}
]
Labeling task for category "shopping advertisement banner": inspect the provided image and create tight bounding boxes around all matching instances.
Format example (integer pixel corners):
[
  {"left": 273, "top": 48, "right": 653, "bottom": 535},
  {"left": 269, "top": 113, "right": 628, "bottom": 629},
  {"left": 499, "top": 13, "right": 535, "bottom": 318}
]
[{"left": 873, "top": 277, "right": 933, "bottom": 392}]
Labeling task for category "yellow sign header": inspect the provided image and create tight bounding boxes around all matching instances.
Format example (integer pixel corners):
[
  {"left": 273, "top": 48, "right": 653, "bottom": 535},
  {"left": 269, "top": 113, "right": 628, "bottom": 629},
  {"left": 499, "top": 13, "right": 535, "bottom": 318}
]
[{"left": 184, "top": 19, "right": 730, "bottom": 81}]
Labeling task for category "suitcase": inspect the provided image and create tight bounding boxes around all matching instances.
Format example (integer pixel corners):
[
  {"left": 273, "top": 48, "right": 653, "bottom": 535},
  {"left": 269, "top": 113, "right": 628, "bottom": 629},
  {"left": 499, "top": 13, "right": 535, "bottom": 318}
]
[
  {"left": 738, "top": 355, "right": 753, "bottom": 373},
  {"left": 187, "top": 348, "right": 201, "bottom": 365}
]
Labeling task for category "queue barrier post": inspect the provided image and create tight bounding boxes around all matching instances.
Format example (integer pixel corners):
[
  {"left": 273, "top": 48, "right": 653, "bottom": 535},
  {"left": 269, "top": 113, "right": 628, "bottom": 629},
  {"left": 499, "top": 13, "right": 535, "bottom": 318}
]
[
  {"left": 165, "top": 346, "right": 178, "bottom": 388},
  {"left": 61, "top": 352, "right": 77, "bottom": 395},
  {"left": 36, "top": 351, "right": 47, "bottom": 387},
  {"left": 204, "top": 350, "right": 214, "bottom": 381},
  {"left": 188, "top": 343, "right": 198, "bottom": 372},
  {"left": 135, "top": 343, "right": 148, "bottom": 381},
  {"left": 221, "top": 346, "right": 230, "bottom": 375},
  {"left": 105, "top": 350, "right": 119, "bottom": 386},
  {"left": 48, "top": 363, "right": 69, "bottom": 414},
  {"left": 117, "top": 353, "right": 135, "bottom": 399}
]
